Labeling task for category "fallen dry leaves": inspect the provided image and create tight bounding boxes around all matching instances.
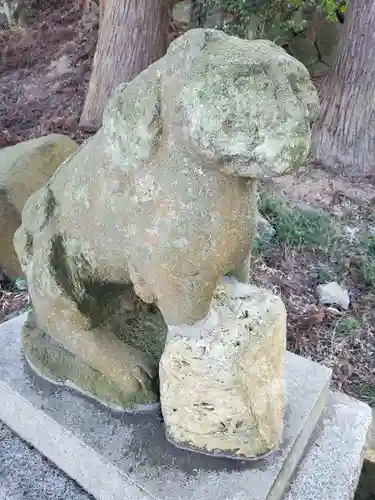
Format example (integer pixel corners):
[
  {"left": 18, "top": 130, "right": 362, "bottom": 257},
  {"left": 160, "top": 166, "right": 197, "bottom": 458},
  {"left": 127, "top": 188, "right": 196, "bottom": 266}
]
[{"left": 0, "top": 282, "right": 29, "bottom": 323}]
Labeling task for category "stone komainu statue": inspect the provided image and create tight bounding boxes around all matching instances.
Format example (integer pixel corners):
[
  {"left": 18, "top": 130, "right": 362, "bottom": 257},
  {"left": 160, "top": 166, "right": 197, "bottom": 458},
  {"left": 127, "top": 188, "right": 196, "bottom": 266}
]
[{"left": 14, "top": 29, "right": 318, "bottom": 458}]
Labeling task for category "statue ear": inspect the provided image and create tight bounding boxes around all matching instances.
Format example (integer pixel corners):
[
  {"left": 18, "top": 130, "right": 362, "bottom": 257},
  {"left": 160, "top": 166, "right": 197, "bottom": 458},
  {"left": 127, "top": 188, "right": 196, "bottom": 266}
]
[{"left": 103, "top": 66, "right": 163, "bottom": 173}]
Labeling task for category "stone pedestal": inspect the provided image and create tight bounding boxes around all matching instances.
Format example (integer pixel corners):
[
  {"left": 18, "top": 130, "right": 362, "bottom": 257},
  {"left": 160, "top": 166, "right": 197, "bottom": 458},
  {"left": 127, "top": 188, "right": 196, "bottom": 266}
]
[
  {"left": 160, "top": 280, "right": 286, "bottom": 459},
  {"left": 1, "top": 313, "right": 371, "bottom": 500},
  {"left": 356, "top": 409, "right": 375, "bottom": 500},
  {"left": 0, "top": 314, "right": 372, "bottom": 500}
]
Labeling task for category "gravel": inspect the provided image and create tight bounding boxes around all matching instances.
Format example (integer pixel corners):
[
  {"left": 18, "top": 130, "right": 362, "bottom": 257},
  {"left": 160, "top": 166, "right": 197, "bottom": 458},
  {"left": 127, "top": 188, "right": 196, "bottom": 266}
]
[{"left": 0, "top": 421, "right": 93, "bottom": 500}]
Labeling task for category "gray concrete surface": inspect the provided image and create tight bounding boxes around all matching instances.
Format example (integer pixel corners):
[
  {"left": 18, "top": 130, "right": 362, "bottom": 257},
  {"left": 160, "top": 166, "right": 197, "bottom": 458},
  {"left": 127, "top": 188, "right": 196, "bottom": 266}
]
[
  {"left": 0, "top": 313, "right": 332, "bottom": 500},
  {"left": 0, "top": 421, "right": 92, "bottom": 500},
  {"left": 0, "top": 394, "right": 371, "bottom": 500},
  {"left": 284, "top": 392, "right": 372, "bottom": 500},
  {"left": 349, "top": 408, "right": 375, "bottom": 500}
]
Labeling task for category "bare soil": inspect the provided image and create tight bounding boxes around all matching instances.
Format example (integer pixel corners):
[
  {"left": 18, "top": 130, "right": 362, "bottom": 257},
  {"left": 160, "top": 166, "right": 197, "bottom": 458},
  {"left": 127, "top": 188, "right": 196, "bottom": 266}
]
[
  {"left": 0, "top": 0, "right": 185, "bottom": 148},
  {"left": 259, "top": 171, "right": 375, "bottom": 405},
  {"left": 1, "top": 1, "right": 374, "bottom": 407},
  {"left": 0, "top": 0, "right": 99, "bottom": 148}
]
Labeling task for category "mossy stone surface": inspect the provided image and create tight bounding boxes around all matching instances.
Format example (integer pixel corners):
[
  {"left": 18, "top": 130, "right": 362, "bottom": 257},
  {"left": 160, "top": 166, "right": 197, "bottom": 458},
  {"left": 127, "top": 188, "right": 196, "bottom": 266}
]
[{"left": 22, "top": 305, "right": 166, "bottom": 411}]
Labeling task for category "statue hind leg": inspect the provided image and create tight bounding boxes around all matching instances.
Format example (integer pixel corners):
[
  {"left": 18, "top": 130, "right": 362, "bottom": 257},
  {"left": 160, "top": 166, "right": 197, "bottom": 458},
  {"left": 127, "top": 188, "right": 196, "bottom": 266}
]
[{"left": 22, "top": 235, "right": 161, "bottom": 411}]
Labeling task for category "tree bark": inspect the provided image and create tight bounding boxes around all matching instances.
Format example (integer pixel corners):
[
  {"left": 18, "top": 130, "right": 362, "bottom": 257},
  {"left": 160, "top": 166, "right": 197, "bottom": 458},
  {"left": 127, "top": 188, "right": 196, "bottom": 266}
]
[
  {"left": 80, "top": 0, "right": 169, "bottom": 129},
  {"left": 312, "top": 0, "right": 375, "bottom": 178}
]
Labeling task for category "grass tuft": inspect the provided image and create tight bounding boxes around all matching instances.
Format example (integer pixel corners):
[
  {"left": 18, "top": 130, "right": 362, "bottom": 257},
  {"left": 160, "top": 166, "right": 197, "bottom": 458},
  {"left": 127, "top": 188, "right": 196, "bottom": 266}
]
[
  {"left": 258, "top": 192, "right": 339, "bottom": 251},
  {"left": 335, "top": 316, "right": 362, "bottom": 337}
]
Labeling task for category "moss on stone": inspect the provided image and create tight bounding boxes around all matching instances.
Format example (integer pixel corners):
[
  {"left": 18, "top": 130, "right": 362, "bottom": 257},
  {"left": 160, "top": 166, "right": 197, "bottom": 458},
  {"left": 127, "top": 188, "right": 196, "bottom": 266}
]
[
  {"left": 49, "top": 234, "right": 167, "bottom": 360},
  {"left": 22, "top": 311, "right": 158, "bottom": 410},
  {"left": 103, "top": 291, "right": 167, "bottom": 360}
]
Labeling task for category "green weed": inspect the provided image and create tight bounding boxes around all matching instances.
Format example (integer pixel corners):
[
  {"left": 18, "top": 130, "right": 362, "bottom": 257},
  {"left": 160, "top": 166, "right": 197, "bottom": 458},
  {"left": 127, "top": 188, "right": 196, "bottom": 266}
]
[
  {"left": 335, "top": 316, "right": 362, "bottom": 336},
  {"left": 258, "top": 193, "right": 338, "bottom": 251}
]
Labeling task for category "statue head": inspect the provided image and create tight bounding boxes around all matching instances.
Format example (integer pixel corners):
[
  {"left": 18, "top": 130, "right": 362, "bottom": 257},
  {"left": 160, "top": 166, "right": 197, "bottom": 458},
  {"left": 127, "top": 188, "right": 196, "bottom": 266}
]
[{"left": 103, "top": 28, "right": 319, "bottom": 179}]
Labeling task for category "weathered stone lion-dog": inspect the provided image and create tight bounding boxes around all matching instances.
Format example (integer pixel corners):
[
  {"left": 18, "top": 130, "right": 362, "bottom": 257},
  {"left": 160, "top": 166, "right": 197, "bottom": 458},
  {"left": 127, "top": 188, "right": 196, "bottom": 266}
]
[{"left": 14, "top": 28, "right": 319, "bottom": 410}]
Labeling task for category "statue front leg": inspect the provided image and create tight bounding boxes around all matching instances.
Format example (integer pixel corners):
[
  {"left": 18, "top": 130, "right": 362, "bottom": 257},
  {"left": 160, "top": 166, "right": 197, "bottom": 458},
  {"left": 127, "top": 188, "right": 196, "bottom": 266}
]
[
  {"left": 226, "top": 179, "right": 258, "bottom": 285},
  {"left": 229, "top": 254, "right": 251, "bottom": 284}
]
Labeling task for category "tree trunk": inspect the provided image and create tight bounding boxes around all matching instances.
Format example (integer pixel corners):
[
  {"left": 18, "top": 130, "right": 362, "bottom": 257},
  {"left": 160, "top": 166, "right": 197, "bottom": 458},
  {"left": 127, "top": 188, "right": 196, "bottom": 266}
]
[
  {"left": 80, "top": 0, "right": 169, "bottom": 129},
  {"left": 312, "top": 0, "right": 375, "bottom": 178}
]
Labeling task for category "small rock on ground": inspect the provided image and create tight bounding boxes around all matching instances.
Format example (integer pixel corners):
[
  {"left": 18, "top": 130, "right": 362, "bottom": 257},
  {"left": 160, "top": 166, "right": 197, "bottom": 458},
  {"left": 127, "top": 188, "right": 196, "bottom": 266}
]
[
  {"left": 0, "top": 422, "right": 93, "bottom": 500},
  {"left": 316, "top": 281, "right": 350, "bottom": 310}
]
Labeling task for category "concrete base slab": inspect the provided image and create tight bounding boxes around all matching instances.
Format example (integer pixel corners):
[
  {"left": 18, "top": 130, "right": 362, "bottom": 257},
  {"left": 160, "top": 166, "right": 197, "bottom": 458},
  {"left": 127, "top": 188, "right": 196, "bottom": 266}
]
[
  {"left": 0, "top": 313, "right": 366, "bottom": 500},
  {"left": 285, "top": 391, "right": 372, "bottom": 500},
  {"left": 355, "top": 408, "right": 375, "bottom": 500},
  {"left": 0, "top": 421, "right": 93, "bottom": 500}
]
